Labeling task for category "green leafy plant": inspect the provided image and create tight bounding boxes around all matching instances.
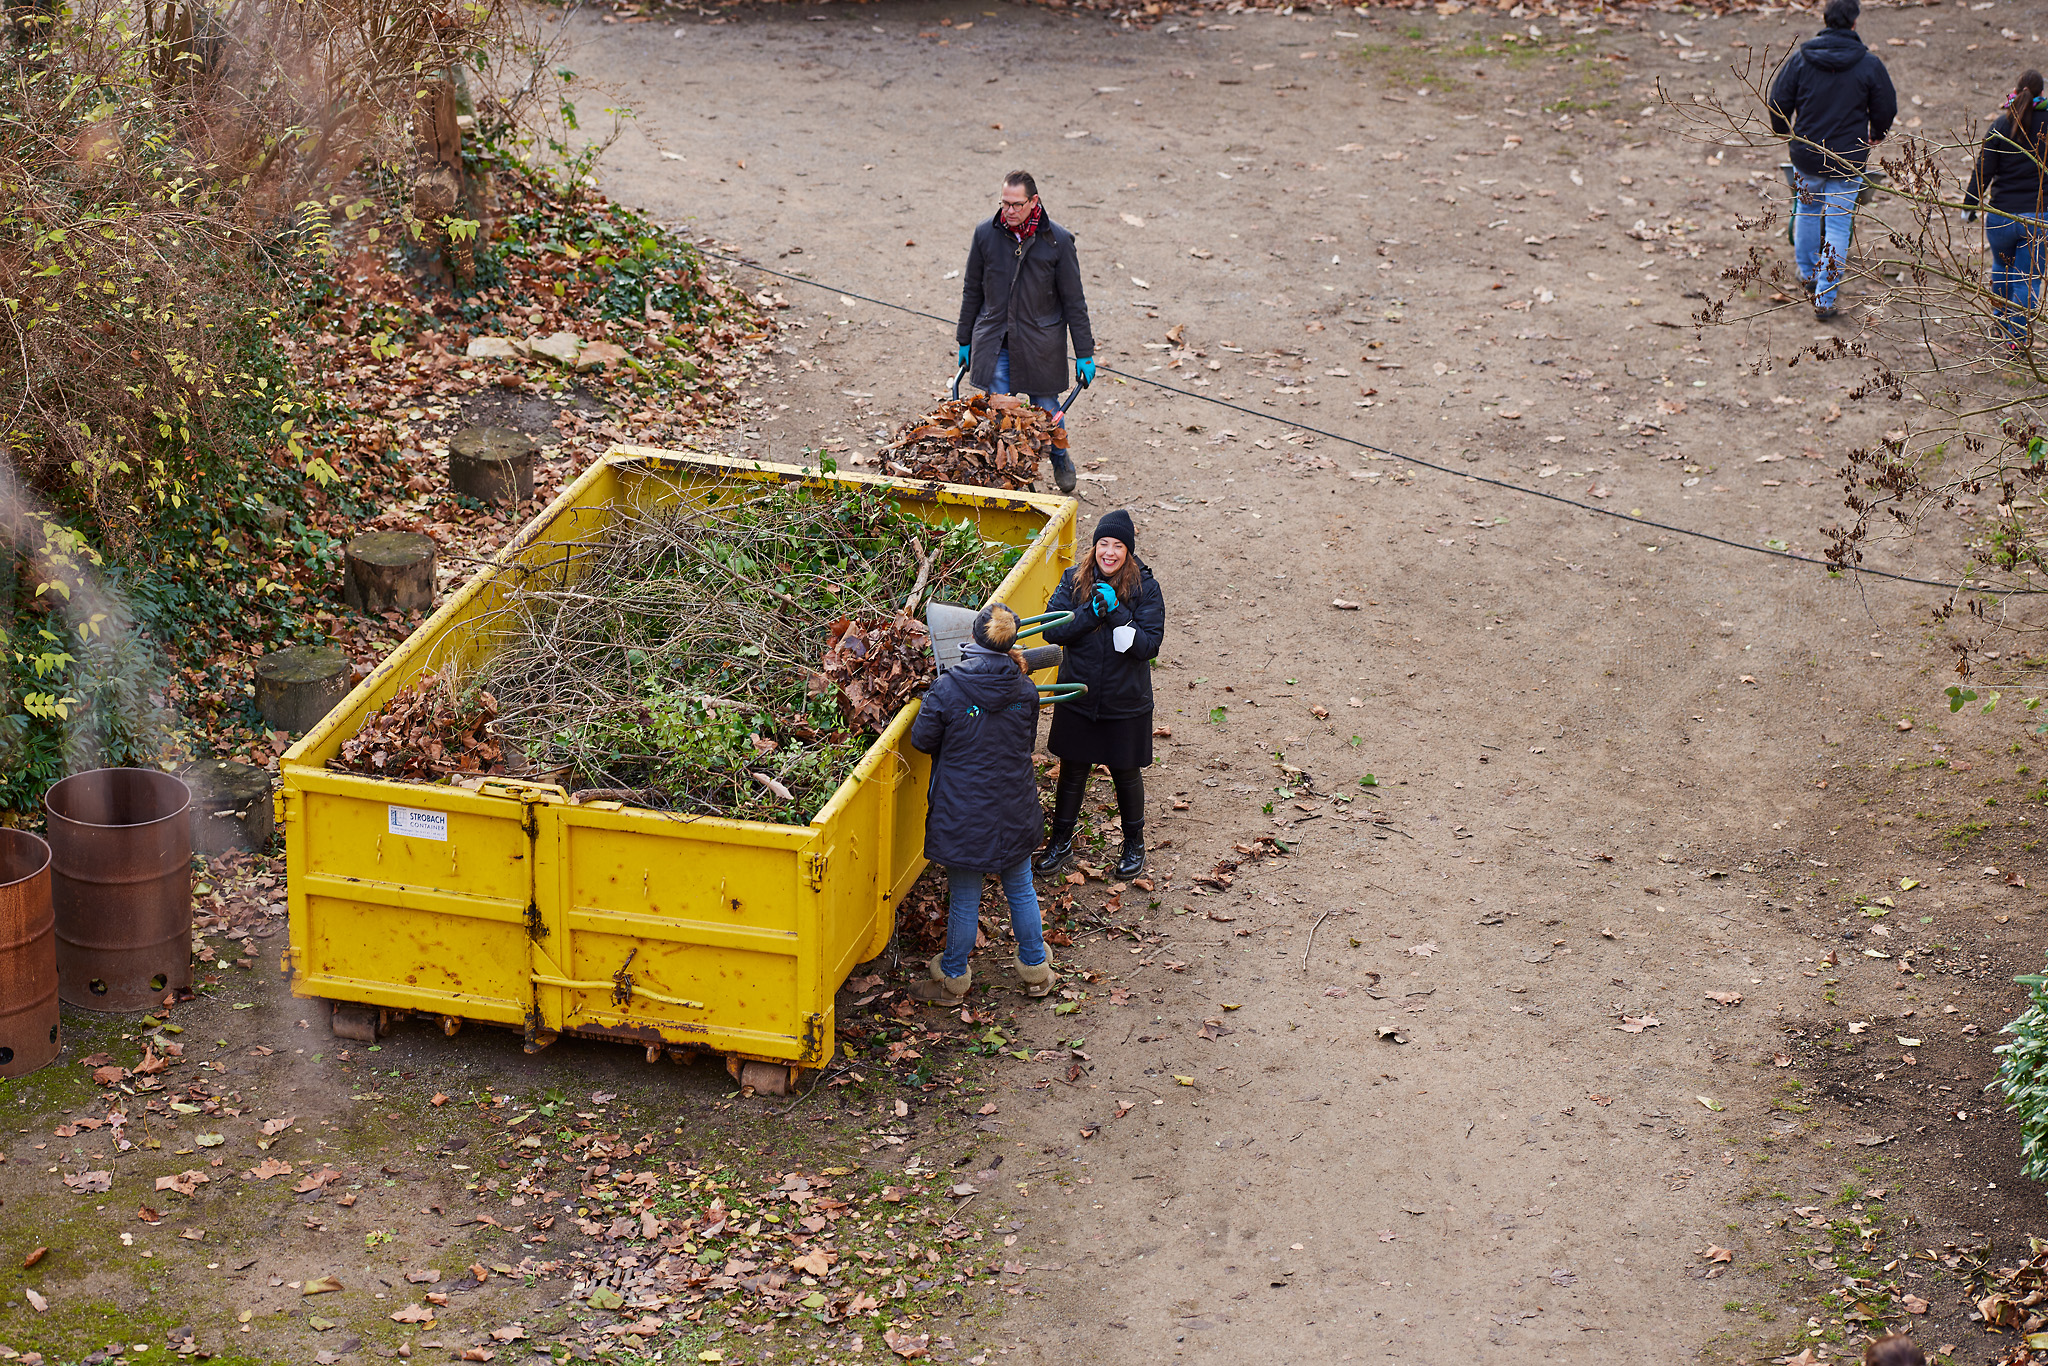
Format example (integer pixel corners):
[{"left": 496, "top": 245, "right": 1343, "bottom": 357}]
[{"left": 1993, "top": 961, "right": 2048, "bottom": 1181}]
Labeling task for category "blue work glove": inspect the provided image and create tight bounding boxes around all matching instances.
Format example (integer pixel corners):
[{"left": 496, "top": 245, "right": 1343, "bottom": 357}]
[
  {"left": 1091, "top": 581, "right": 1118, "bottom": 616},
  {"left": 1076, "top": 357, "right": 1097, "bottom": 386},
  {"left": 958, "top": 345, "right": 971, "bottom": 368}
]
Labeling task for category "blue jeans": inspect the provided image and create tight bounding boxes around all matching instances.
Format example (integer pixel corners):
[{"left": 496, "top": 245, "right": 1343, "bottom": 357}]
[
  {"left": 1986, "top": 212, "right": 2048, "bottom": 341},
  {"left": 941, "top": 858, "right": 1046, "bottom": 980},
  {"left": 1792, "top": 171, "right": 1861, "bottom": 310},
  {"left": 991, "top": 349, "right": 1072, "bottom": 470}
]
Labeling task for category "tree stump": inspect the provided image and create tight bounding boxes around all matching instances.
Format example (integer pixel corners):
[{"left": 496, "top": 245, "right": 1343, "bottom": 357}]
[
  {"left": 182, "top": 760, "right": 274, "bottom": 854},
  {"left": 449, "top": 425, "right": 537, "bottom": 507},
  {"left": 343, "top": 530, "right": 436, "bottom": 617},
  {"left": 254, "top": 645, "right": 351, "bottom": 736}
]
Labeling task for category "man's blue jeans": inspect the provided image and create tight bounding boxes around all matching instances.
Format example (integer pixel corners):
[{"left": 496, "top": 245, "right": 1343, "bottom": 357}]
[
  {"left": 1793, "top": 170, "right": 1861, "bottom": 310},
  {"left": 940, "top": 858, "right": 1046, "bottom": 980},
  {"left": 991, "top": 348, "right": 1073, "bottom": 472},
  {"left": 1986, "top": 211, "right": 2048, "bottom": 342}
]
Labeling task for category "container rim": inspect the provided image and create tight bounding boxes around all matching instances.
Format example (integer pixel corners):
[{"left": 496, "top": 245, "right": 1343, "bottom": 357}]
[
  {"left": 0, "top": 827, "right": 52, "bottom": 889},
  {"left": 44, "top": 767, "right": 194, "bottom": 829},
  {"left": 283, "top": 448, "right": 1078, "bottom": 834}
]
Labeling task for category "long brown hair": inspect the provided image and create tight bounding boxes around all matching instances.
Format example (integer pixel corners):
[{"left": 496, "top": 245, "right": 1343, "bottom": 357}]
[{"left": 1074, "top": 545, "right": 1138, "bottom": 603}]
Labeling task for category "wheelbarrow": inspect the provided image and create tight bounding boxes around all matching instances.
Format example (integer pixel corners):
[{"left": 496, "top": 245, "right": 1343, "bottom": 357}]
[{"left": 925, "top": 600, "right": 1086, "bottom": 703}]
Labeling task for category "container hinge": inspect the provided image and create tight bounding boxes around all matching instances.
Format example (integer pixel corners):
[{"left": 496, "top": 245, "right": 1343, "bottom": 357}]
[
  {"left": 525, "top": 899, "right": 548, "bottom": 940},
  {"left": 802, "top": 850, "right": 828, "bottom": 891}
]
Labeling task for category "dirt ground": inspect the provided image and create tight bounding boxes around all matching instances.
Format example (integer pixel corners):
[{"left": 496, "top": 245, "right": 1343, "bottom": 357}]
[{"left": 10, "top": 2, "right": 2048, "bottom": 1364}]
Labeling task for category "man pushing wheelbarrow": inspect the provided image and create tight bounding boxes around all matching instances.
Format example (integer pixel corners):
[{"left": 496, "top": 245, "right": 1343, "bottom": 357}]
[{"left": 956, "top": 171, "right": 1095, "bottom": 494}]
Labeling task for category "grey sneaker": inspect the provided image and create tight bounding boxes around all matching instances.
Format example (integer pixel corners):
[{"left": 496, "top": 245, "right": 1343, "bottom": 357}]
[{"left": 1051, "top": 456, "right": 1077, "bottom": 495}]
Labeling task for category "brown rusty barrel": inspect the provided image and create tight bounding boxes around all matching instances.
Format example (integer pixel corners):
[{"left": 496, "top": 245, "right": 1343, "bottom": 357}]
[
  {"left": 45, "top": 768, "right": 193, "bottom": 1011},
  {"left": 0, "top": 829, "right": 59, "bottom": 1077}
]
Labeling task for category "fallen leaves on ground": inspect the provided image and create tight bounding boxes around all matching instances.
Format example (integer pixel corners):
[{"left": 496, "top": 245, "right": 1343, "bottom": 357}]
[
  {"left": 1615, "top": 1014, "right": 1661, "bottom": 1033},
  {"left": 246, "top": 1158, "right": 294, "bottom": 1181},
  {"left": 153, "top": 1171, "right": 208, "bottom": 1197}
]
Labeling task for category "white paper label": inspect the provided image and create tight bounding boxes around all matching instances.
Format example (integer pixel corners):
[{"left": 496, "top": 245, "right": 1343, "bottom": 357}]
[
  {"left": 387, "top": 806, "right": 448, "bottom": 841},
  {"left": 1112, "top": 623, "right": 1137, "bottom": 654}
]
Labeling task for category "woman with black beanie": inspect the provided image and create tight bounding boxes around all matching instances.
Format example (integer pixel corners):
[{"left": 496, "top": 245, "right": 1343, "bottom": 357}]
[
  {"left": 1965, "top": 69, "right": 2048, "bottom": 344},
  {"left": 1034, "top": 509, "right": 1166, "bottom": 879}
]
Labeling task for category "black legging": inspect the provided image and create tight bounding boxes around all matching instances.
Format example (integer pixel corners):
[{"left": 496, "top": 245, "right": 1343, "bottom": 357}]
[{"left": 1051, "top": 763, "right": 1145, "bottom": 842}]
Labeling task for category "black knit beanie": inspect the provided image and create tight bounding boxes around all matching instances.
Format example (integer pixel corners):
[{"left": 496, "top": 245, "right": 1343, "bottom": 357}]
[{"left": 1092, "top": 509, "right": 1136, "bottom": 554}]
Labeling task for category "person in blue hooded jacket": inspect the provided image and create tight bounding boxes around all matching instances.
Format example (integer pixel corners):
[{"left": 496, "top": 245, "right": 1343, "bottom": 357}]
[
  {"left": 1768, "top": 0, "right": 1897, "bottom": 321},
  {"left": 906, "top": 603, "right": 1056, "bottom": 1003}
]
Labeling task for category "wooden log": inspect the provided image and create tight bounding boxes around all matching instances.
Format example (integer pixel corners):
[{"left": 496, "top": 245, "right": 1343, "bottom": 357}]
[
  {"left": 254, "top": 645, "right": 351, "bottom": 736},
  {"left": 343, "top": 530, "right": 436, "bottom": 617},
  {"left": 181, "top": 759, "right": 274, "bottom": 854},
  {"left": 448, "top": 425, "right": 537, "bottom": 507}
]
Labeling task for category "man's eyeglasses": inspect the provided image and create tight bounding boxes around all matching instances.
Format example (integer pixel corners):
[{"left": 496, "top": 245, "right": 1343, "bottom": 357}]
[{"left": 998, "top": 197, "right": 1034, "bottom": 210}]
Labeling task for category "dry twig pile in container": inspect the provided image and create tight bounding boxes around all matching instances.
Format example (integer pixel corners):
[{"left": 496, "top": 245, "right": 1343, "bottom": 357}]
[
  {"left": 877, "top": 392, "right": 1066, "bottom": 491},
  {"left": 335, "top": 475, "right": 1022, "bottom": 824}
]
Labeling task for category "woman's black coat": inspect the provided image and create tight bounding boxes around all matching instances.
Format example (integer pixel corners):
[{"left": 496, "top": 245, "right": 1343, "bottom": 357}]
[
  {"left": 908, "top": 645, "right": 1044, "bottom": 872},
  {"left": 1039, "top": 561, "right": 1166, "bottom": 721}
]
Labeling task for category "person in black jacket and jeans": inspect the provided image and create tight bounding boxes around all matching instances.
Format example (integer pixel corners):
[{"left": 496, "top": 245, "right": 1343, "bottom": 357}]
[
  {"left": 1768, "top": 0, "right": 1896, "bottom": 321},
  {"left": 907, "top": 604, "right": 1056, "bottom": 1003},
  {"left": 1035, "top": 510, "right": 1165, "bottom": 880},
  {"left": 957, "top": 171, "right": 1096, "bottom": 495},
  {"left": 1964, "top": 70, "right": 2048, "bottom": 345}
]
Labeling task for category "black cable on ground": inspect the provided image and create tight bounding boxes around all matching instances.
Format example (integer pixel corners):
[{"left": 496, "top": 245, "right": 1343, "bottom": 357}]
[{"left": 699, "top": 246, "right": 2035, "bottom": 597}]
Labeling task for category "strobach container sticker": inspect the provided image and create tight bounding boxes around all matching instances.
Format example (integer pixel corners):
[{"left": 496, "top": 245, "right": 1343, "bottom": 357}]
[{"left": 387, "top": 806, "right": 448, "bottom": 841}]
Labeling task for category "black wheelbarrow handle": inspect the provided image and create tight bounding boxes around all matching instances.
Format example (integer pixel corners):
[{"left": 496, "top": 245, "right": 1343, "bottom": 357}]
[{"left": 951, "top": 364, "right": 1089, "bottom": 414}]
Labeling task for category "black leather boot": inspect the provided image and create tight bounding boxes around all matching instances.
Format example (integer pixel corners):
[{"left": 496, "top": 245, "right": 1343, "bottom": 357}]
[
  {"left": 1113, "top": 832, "right": 1145, "bottom": 879},
  {"left": 1035, "top": 765, "right": 1089, "bottom": 872},
  {"left": 1051, "top": 452, "right": 1077, "bottom": 494},
  {"left": 1034, "top": 827, "right": 1077, "bottom": 873}
]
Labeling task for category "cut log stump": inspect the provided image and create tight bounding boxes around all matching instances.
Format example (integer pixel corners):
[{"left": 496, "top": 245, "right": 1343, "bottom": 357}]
[
  {"left": 343, "top": 530, "right": 436, "bottom": 617},
  {"left": 182, "top": 759, "right": 275, "bottom": 854},
  {"left": 448, "top": 425, "right": 537, "bottom": 507},
  {"left": 254, "top": 645, "right": 351, "bottom": 736}
]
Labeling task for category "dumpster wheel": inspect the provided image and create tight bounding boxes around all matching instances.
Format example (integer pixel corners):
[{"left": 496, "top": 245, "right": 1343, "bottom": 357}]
[
  {"left": 330, "top": 1002, "right": 383, "bottom": 1042},
  {"left": 727, "top": 1055, "right": 798, "bottom": 1098}
]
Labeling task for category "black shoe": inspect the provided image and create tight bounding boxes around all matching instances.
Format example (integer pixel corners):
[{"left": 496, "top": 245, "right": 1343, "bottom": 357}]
[
  {"left": 1034, "top": 832, "right": 1076, "bottom": 873},
  {"left": 1798, "top": 277, "right": 1815, "bottom": 298},
  {"left": 1814, "top": 303, "right": 1837, "bottom": 321},
  {"left": 1051, "top": 457, "right": 1077, "bottom": 495},
  {"left": 1113, "top": 841, "right": 1145, "bottom": 879}
]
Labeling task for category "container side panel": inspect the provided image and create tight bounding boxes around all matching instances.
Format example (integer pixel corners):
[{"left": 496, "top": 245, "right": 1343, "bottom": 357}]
[{"left": 298, "top": 886, "right": 530, "bottom": 1023}]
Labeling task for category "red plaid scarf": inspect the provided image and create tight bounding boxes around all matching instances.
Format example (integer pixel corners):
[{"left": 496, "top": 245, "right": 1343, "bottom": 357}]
[{"left": 1000, "top": 200, "right": 1042, "bottom": 243}]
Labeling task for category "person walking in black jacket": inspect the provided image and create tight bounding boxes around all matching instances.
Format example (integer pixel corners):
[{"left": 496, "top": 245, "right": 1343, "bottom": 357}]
[
  {"left": 957, "top": 170, "right": 1096, "bottom": 495},
  {"left": 1964, "top": 70, "right": 2048, "bottom": 345},
  {"left": 1768, "top": 0, "right": 1896, "bottom": 320},
  {"left": 907, "top": 604, "right": 1056, "bottom": 1003},
  {"left": 1035, "top": 510, "right": 1165, "bottom": 880}
]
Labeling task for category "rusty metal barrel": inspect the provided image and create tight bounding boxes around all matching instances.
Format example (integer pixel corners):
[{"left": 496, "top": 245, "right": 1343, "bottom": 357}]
[
  {"left": 0, "top": 829, "right": 59, "bottom": 1077},
  {"left": 45, "top": 768, "right": 193, "bottom": 1011}
]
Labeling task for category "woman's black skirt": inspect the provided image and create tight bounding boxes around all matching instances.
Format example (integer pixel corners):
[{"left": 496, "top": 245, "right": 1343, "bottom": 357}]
[{"left": 1047, "top": 708, "right": 1154, "bottom": 770}]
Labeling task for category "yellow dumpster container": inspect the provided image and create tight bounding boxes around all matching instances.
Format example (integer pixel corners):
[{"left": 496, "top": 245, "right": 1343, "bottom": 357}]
[{"left": 278, "top": 448, "right": 1077, "bottom": 1090}]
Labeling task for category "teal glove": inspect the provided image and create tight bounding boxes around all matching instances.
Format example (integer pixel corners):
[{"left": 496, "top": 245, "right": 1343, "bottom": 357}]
[
  {"left": 1076, "top": 357, "right": 1096, "bottom": 386},
  {"left": 1092, "top": 581, "right": 1118, "bottom": 615},
  {"left": 958, "top": 345, "right": 971, "bottom": 368}
]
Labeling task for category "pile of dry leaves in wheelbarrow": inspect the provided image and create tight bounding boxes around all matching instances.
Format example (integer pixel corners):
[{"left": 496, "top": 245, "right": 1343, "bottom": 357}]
[{"left": 878, "top": 392, "right": 1066, "bottom": 492}]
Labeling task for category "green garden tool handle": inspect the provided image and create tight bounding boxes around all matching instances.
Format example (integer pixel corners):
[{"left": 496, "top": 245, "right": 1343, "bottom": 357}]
[
  {"left": 1015, "top": 610, "right": 1073, "bottom": 640},
  {"left": 1037, "top": 682, "right": 1087, "bottom": 704}
]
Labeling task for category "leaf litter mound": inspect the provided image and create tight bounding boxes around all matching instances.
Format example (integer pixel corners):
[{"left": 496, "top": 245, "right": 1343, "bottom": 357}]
[
  {"left": 333, "top": 474, "right": 1019, "bottom": 823},
  {"left": 878, "top": 392, "right": 1066, "bottom": 492}
]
